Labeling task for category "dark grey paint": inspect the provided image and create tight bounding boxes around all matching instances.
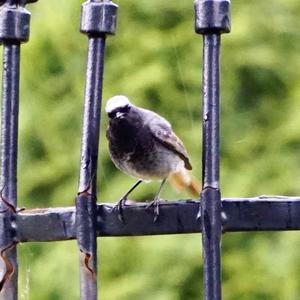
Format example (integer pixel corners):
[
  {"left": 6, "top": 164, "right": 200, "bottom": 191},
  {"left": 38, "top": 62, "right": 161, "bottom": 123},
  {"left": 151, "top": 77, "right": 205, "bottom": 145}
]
[
  {"left": 0, "top": 1, "right": 32, "bottom": 298},
  {"left": 13, "top": 198, "right": 300, "bottom": 242},
  {"left": 76, "top": 1, "right": 118, "bottom": 300},
  {"left": 195, "top": 1, "right": 231, "bottom": 299}
]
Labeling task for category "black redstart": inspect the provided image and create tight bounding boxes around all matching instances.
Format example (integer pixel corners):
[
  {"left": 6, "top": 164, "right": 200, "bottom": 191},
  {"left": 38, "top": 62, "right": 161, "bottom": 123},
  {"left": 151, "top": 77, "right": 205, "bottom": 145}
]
[{"left": 106, "top": 95, "right": 200, "bottom": 221}]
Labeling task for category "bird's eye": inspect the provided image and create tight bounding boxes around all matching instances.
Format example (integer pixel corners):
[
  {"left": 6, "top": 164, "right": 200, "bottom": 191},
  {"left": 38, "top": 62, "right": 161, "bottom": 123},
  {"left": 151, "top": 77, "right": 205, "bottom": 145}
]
[
  {"left": 120, "top": 105, "right": 131, "bottom": 113},
  {"left": 108, "top": 112, "right": 116, "bottom": 119}
]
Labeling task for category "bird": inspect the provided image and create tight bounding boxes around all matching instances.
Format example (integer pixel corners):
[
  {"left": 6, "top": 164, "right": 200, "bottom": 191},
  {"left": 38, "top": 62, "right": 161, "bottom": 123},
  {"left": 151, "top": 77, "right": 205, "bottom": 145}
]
[{"left": 105, "top": 95, "right": 200, "bottom": 222}]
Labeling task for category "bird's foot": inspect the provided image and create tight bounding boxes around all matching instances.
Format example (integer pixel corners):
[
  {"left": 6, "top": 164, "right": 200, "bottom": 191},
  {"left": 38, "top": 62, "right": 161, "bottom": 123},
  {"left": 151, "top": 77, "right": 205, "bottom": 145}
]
[
  {"left": 112, "top": 197, "right": 127, "bottom": 223},
  {"left": 146, "top": 196, "right": 161, "bottom": 223}
]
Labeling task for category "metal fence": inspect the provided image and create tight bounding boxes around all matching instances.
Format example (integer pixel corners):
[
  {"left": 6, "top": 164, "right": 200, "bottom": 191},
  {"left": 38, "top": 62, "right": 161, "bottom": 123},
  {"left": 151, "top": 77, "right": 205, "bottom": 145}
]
[{"left": 0, "top": 0, "right": 299, "bottom": 299}]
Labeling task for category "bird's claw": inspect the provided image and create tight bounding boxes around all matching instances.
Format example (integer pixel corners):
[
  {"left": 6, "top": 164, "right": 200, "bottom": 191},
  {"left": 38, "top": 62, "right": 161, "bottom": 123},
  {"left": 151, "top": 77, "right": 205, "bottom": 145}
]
[
  {"left": 146, "top": 197, "right": 160, "bottom": 223},
  {"left": 112, "top": 197, "right": 127, "bottom": 223}
]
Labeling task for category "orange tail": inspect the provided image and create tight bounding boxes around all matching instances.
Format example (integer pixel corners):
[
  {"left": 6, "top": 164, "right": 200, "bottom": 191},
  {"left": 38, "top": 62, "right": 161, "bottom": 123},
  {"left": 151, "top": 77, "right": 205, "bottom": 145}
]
[{"left": 169, "top": 170, "right": 201, "bottom": 197}]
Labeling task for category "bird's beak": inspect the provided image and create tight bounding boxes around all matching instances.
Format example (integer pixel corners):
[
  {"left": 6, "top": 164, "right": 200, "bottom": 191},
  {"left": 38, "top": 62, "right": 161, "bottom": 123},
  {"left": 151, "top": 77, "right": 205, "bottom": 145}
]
[{"left": 116, "top": 112, "right": 125, "bottom": 119}]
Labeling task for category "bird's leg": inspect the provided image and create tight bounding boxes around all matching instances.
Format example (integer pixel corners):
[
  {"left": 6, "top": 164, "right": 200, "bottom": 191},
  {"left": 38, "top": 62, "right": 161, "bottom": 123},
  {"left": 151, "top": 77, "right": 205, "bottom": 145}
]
[
  {"left": 113, "top": 179, "right": 143, "bottom": 222},
  {"left": 146, "top": 178, "right": 167, "bottom": 223}
]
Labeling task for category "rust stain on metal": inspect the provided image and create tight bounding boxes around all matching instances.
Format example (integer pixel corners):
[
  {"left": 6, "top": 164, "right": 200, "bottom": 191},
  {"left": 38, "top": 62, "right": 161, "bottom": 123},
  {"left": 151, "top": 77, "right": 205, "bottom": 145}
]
[
  {"left": 80, "top": 250, "right": 95, "bottom": 276},
  {"left": 0, "top": 242, "right": 17, "bottom": 291},
  {"left": 0, "top": 187, "right": 16, "bottom": 214},
  {"left": 18, "top": 208, "right": 50, "bottom": 214}
]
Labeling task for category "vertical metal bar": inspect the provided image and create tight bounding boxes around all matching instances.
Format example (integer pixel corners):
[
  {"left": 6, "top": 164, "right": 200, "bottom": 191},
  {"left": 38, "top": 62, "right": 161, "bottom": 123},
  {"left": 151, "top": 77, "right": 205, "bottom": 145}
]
[
  {"left": 76, "top": 1, "right": 118, "bottom": 299},
  {"left": 201, "top": 33, "right": 222, "bottom": 300},
  {"left": 0, "top": 42, "right": 20, "bottom": 300},
  {"left": 194, "top": 1, "right": 231, "bottom": 299},
  {"left": 0, "top": 43, "right": 20, "bottom": 207},
  {"left": 202, "top": 34, "right": 221, "bottom": 189},
  {"left": 0, "top": 2, "right": 32, "bottom": 299},
  {"left": 77, "top": 37, "right": 105, "bottom": 300},
  {"left": 78, "top": 37, "right": 106, "bottom": 195}
]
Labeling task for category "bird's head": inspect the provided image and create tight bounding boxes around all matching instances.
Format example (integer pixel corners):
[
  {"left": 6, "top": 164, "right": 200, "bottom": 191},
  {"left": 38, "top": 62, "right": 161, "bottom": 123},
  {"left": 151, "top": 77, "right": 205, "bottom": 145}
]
[{"left": 105, "top": 95, "right": 132, "bottom": 120}]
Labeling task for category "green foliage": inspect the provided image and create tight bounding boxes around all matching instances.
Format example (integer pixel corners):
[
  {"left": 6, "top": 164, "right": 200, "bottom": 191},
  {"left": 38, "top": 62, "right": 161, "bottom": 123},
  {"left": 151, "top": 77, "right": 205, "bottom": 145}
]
[{"left": 6, "top": 0, "right": 300, "bottom": 299}]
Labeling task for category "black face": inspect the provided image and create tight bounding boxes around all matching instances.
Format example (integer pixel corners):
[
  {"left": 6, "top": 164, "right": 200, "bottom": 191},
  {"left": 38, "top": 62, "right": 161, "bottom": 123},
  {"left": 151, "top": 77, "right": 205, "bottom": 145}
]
[{"left": 108, "top": 104, "right": 131, "bottom": 119}]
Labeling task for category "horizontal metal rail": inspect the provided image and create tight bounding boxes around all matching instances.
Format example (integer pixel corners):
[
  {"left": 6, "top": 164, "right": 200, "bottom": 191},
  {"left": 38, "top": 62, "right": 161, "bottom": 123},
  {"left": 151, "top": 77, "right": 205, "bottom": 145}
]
[{"left": 13, "top": 196, "right": 300, "bottom": 242}]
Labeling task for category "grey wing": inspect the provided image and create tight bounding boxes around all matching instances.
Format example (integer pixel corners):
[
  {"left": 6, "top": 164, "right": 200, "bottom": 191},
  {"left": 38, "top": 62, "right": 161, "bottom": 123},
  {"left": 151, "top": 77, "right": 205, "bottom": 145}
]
[{"left": 149, "top": 115, "right": 192, "bottom": 170}]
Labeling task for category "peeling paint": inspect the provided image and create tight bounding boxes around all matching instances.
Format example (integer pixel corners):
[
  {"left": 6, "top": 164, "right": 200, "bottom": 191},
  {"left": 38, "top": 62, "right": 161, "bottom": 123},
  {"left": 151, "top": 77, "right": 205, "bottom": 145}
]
[
  {"left": 80, "top": 250, "right": 95, "bottom": 276},
  {"left": 0, "top": 242, "right": 16, "bottom": 292}
]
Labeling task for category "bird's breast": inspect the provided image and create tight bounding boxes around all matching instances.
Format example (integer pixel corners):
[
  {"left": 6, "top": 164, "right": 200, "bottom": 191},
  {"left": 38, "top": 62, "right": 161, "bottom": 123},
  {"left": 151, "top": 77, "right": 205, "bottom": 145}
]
[{"left": 107, "top": 118, "right": 184, "bottom": 180}]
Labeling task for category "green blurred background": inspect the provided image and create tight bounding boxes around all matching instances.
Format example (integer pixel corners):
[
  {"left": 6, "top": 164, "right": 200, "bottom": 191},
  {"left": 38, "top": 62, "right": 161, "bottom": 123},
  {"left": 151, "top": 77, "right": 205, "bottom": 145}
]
[{"left": 6, "top": 0, "right": 300, "bottom": 299}]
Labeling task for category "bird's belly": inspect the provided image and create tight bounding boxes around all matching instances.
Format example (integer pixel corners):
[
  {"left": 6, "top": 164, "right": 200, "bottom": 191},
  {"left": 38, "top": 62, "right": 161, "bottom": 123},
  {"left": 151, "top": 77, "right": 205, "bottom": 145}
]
[{"left": 120, "top": 144, "right": 184, "bottom": 181}]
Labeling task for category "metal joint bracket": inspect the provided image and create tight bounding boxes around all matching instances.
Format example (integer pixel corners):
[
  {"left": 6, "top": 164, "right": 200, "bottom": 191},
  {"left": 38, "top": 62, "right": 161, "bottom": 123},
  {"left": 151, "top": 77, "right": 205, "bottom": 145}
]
[
  {"left": 0, "top": 2, "right": 32, "bottom": 43},
  {"left": 80, "top": 0, "right": 118, "bottom": 37},
  {"left": 75, "top": 194, "right": 97, "bottom": 299},
  {"left": 76, "top": 194, "right": 97, "bottom": 259},
  {"left": 0, "top": 211, "right": 17, "bottom": 250},
  {"left": 201, "top": 188, "right": 222, "bottom": 242},
  {"left": 0, "top": 0, "right": 38, "bottom": 4},
  {"left": 194, "top": 0, "right": 231, "bottom": 34}
]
